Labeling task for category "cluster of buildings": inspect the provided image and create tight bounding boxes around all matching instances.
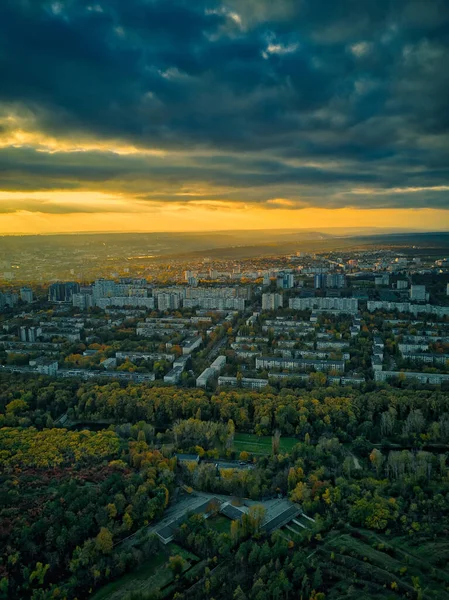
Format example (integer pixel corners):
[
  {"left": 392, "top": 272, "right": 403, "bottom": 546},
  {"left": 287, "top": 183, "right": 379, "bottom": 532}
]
[
  {"left": 0, "top": 291, "right": 19, "bottom": 310},
  {"left": 1, "top": 246, "right": 448, "bottom": 391},
  {"left": 367, "top": 300, "right": 449, "bottom": 317},
  {"left": 68, "top": 279, "right": 251, "bottom": 311},
  {"left": 0, "top": 287, "right": 33, "bottom": 309},
  {"left": 371, "top": 327, "right": 449, "bottom": 385},
  {"left": 217, "top": 309, "right": 365, "bottom": 388},
  {"left": 289, "top": 297, "right": 359, "bottom": 314}
]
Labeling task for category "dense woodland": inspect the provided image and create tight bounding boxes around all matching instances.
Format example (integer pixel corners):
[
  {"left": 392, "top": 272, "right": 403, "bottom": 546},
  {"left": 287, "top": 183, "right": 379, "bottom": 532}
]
[{"left": 2, "top": 373, "right": 449, "bottom": 599}]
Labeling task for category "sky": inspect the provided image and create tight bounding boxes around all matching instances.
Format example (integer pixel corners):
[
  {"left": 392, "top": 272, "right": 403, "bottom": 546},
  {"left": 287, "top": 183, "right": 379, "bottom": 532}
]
[{"left": 0, "top": 0, "right": 448, "bottom": 234}]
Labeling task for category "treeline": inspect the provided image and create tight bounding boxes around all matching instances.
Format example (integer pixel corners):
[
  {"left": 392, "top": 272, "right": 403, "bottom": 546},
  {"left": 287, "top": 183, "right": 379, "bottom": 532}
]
[
  {"left": 2, "top": 373, "right": 449, "bottom": 446},
  {"left": 61, "top": 382, "right": 449, "bottom": 445}
]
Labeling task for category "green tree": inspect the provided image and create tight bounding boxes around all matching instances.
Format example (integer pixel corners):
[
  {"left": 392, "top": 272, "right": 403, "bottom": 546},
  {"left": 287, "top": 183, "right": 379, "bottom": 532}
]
[
  {"left": 233, "top": 585, "right": 247, "bottom": 600},
  {"left": 29, "top": 562, "right": 50, "bottom": 586},
  {"left": 168, "top": 555, "right": 186, "bottom": 577},
  {"left": 95, "top": 527, "right": 113, "bottom": 554}
]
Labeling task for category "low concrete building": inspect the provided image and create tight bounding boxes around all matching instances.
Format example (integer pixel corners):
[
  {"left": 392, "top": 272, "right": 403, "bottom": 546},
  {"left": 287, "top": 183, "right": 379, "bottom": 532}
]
[
  {"left": 176, "top": 454, "right": 200, "bottom": 465},
  {"left": 164, "top": 366, "right": 184, "bottom": 384},
  {"left": 196, "top": 367, "right": 215, "bottom": 388},
  {"left": 256, "top": 356, "right": 345, "bottom": 373},
  {"left": 401, "top": 352, "right": 449, "bottom": 365},
  {"left": 34, "top": 358, "right": 59, "bottom": 376},
  {"left": 372, "top": 356, "right": 383, "bottom": 371},
  {"left": 181, "top": 335, "right": 203, "bottom": 355},
  {"left": 101, "top": 357, "right": 117, "bottom": 369},
  {"left": 218, "top": 376, "right": 268, "bottom": 389},
  {"left": 375, "top": 370, "right": 449, "bottom": 385}
]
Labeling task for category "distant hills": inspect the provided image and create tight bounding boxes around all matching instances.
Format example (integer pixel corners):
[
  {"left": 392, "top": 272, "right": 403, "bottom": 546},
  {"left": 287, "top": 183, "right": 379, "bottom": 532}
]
[{"left": 1, "top": 228, "right": 448, "bottom": 261}]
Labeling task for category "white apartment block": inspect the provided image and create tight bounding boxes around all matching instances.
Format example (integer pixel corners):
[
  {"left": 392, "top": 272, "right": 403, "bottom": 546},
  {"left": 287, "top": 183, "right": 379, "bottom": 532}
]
[
  {"left": 262, "top": 293, "right": 283, "bottom": 311},
  {"left": 367, "top": 301, "right": 449, "bottom": 317},
  {"left": 116, "top": 351, "right": 175, "bottom": 362},
  {"left": 218, "top": 376, "right": 268, "bottom": 389},
  {"left": 183, "top": 297, "right": 246, "bottom": 310},
  {"left": 157, "top": 293, "right": 181, "bottom": 311},
  {"left": 181, "top": 335, "right": 203, "bottom": 355},
  {"left": 289, "top": 297, "right": 359, "bottom": 313},
  {"left": 398, "top": 343, "right": 429, "bottom": 354},
  {"left": 196, "top": 367, "right": 216, "bottom": 388},
  {"left": 256, "top": 356, "right": 345, "bottom": 373},
  {"left": 410, "top": 285, "right": 427, "bottom": 302},
  {"left": 96, "top": 296, "right": 154, "bottom": 309},
  {"left": 375, "top": 371, "right": 449, "bottom": 385}
]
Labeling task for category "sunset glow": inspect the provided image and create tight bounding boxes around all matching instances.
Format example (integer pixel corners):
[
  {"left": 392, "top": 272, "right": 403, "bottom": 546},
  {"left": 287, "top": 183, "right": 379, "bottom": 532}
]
[{"left": 0, "top": 0, "right": 448, "bottom": 234}]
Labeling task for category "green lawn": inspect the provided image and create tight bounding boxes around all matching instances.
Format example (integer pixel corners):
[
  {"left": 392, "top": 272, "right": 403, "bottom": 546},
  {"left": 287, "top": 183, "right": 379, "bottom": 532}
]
[
  {"left": 91, "top": 545, "right": 199, "bottom": 600},
  {"left": 166, "top": 542, "right": 199, "bottom": 562},
  {"left": 233, "top": 433, "right": 299, "bottom": 455},
  {"left": 207, "top": 514, "right": 232, "bottom": 534},
  {"left": 91, "top": 552, "right": 168, "bottom": 600}
]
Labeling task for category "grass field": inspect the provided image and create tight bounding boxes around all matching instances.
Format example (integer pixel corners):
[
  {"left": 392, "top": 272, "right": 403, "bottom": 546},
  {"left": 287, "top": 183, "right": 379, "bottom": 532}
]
[
  {"left": 207, "top": 514, "right": 232, "bottom": 534},
  {"left": 91, "top": 545, "right": 199, "bottom": 600},
  {"left": 233, "top": 432, "right": 299, "bottom": 455},
  {"left": 91, "top": 552, "right": 168, "bottom": 600},
  {"left": 315, "top": 528, "right": 449, "bottom": 600},
  {"left": 166, "top": 542, "right": 199, "bottom": 562}
]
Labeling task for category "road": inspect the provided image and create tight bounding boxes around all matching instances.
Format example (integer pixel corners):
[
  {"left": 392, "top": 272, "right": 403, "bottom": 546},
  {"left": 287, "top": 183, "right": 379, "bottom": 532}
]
[{"left": 206, "top": 335, "right": 227, "bottom": 361}]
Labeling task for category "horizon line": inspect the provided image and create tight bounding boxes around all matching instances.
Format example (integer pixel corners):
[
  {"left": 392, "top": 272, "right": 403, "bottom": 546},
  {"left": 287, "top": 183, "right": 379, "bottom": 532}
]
[{"left": 1, "top": 226, "right": 449, "bottom": 238}]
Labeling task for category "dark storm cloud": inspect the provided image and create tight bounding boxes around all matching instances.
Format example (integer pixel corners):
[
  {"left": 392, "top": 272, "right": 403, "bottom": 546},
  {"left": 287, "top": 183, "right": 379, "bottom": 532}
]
[
  {"left": 0, "top": 200, "right": 134, "bottom": 214},
  {"left": 0, "top": 0, "right": 448, "bottom": 211}
]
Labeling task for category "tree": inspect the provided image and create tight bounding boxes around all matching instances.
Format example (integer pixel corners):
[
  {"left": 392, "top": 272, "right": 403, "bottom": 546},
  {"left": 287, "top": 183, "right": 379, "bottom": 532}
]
[
  {"left": 29, "top": 563, "right": 50, "bottom": 586},
  {"left": 242, "top": 505, "right": 266, "bottom": 536},
  {"left": 272, "top": 429, "right": 281, "bottom": 455},
  {"left": 236, "top": 371, "right": 243, "bottom": 388},
  {"left": 349, "top": 496, "right": 394, "bottom": 531},
  {"left": 313, "top": 566, "right": 323, "bottom": 589},
  {"left": 122, "top": 512, "right": 133, "bottom": 531},
  {"left": 226, "top": 419, "right": 235, "bottom": 450},
  {"left": 231, "top": 520, "right": 241, "bottom": 543},
  {"left": 291, "top": 482, "right": 311, "bottom": 504},
  {"left": 5, "top": 399, "right": 28, "bottom": 414},
  {"left": 369, "top": 448, "right": 385, "bottom": 476},
  {"left": 0, "top": 578, "right": 8, "bottom": 600},
  {"left": 233, "top": 586, "right": 247, "bottom": 600},
  {"left": 310, "top": 372, "right": 326, "bottom": 386},
  {"left": 169, "top": 555, "right": 186, "bottom": 577},
  {"left": 95, "top": 527, "right": 113, "bottom": 554}
]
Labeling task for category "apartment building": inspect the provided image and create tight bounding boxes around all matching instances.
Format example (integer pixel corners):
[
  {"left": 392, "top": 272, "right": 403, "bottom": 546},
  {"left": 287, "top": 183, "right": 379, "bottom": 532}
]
[
  {"left": 289, "top": 297, "right": 358, "bottom": 313},
  {"left": 375, "top": 371, "right": 449, "bottom": 385},
  {"left": 256, "top": 356, "right": 345, "bottom": 373},
  {"left": 262, "top": 293, "right": 283, "bottom": 310},
  {"left": 218, "top": 376, "right": 268, "bottom": 389}
]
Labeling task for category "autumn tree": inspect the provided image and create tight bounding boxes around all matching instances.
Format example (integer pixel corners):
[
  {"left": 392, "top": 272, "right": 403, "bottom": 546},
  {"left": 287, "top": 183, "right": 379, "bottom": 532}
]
[
  {"left": 169, "top": 555, "right": 186, "bottom": 577},
  {"left": 272, "top": 429, "right": 281, "bottom": 455},
  {"left": 95, "top": 527, "right": 113, "bottom": 554}
]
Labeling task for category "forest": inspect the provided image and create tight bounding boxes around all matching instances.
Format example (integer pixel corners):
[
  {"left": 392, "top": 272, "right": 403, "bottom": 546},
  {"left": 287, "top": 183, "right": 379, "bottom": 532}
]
[{"left": 1, "top": 372, "right": 449, "bottom": 599}]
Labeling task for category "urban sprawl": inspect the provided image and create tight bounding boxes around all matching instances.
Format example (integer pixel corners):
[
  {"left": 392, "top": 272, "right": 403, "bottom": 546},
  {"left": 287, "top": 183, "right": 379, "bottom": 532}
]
[{"left": 1, "top": 249, "right": 449, "bottom": 391}]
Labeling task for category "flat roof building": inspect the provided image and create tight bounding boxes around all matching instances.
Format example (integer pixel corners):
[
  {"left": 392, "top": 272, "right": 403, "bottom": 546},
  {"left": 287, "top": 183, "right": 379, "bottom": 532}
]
[{"left": 218, "top": 376, "right": 269, "bottom": 389}]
